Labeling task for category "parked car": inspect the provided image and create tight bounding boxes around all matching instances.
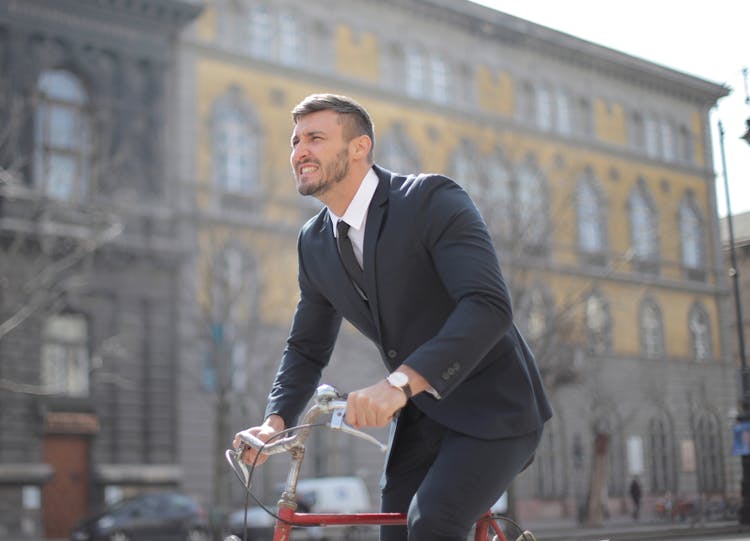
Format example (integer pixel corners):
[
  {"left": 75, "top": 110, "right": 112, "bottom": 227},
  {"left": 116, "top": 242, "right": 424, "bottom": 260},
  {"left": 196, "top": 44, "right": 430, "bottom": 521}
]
[
  {"left": 70, "top": 491, "right": 210, "bottom": 541},
  {"left": 225, "top": 477, "right": 373, "bottom": 540}
]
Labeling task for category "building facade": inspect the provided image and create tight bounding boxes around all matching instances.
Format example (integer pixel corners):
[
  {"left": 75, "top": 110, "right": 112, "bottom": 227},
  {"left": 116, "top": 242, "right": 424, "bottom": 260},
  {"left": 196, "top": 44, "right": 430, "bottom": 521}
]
[
  {"left": 0, "top": 0, "right": 737, "bottom": 537},
  {"left": 177, "top": 0, "right": 735, "bottom": 523},
  {"left": 0, "top": 0, "right": 200, "bottom": 538}
]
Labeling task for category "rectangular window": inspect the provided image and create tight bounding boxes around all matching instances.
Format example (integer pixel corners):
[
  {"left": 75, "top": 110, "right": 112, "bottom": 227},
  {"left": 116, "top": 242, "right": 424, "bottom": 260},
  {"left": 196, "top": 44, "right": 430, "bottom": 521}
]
[
  {"left": 249, "top": 7, "right": 274, "bottom": 60},
  {"left": 41, "top": 314, "right": 89, "bottom": 397},
  {"left": 429, "top": 56, "right": 449, "bottom": 104},
  {"left": 278, "top": 14, "right": 302, "bottom": 66},
  {"left": 405, "top": 48, "right": 425, "bottom": 98},
  {"left": 661, "top": 122, "right": 675, "bottom": 162},
  {"left": 536, "top": 86, "right": 553, "bottom": 132},
  {"left": 34, "top": 71, "right": 90, "bottom": 201},
  {"left": 627, "top": 436, "right": 644, "bottom": 475},
  {"left": 556, "top": 91, "right": 571, "bottom": 135},
  {"left": 644, "top": 117, "right": 660, "bottom": 159}
]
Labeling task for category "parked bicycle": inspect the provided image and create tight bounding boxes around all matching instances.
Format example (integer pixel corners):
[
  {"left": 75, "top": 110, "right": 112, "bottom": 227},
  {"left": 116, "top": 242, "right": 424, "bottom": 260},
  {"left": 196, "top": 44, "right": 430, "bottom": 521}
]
[{"left": 226, "top": 384, "right": 535, "bottom": 541}]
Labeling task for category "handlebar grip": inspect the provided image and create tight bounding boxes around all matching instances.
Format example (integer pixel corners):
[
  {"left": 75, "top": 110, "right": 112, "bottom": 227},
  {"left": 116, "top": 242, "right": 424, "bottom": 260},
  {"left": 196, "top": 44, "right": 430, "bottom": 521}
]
[{"left": 236, "top": 429, "right": 278, "bottom": 453}]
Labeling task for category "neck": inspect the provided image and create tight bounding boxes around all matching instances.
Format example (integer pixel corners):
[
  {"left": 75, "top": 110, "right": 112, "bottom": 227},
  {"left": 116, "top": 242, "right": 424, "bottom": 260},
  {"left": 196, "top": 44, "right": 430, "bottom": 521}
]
[{"left": 319, "top": 162, "right": 371, "bottom": 216}]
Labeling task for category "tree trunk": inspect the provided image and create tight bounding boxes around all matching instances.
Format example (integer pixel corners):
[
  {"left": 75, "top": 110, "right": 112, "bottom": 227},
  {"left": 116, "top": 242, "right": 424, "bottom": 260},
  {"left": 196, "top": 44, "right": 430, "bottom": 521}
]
[{"left": 584, "top": 433, "right": 609, "bottom": 527}]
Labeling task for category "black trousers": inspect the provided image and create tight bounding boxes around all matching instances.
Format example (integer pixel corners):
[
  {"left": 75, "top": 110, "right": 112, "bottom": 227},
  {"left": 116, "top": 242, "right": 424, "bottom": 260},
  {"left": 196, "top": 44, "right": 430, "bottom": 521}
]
[{"left": 380, "top": 404, "right": 541, "bottom": 541}]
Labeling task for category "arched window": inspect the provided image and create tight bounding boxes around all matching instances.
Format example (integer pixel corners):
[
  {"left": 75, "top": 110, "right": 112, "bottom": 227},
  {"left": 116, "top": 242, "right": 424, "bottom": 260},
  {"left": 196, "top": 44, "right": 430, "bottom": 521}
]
[
  {"left": 679, "top": 195, "right": 706, "bottom": 277},
  {"left": 534, "top": 418, "right": 564, "bottom": 498},
  {"left": 449, "top": 140, "right": 481, "bottom": 191},
  {"left": 34, "top": 69, "right": 90, "bottom": 201},
  {"left": 688, "top": 303, "right": 712, "bottom": 362},
  {"left": 695, "top": 413, "right": 725, "bottom": 493},
  {"left": 477, "top": 151, "right": 513, "bottom": 239},
  {"left": 211, "top": 91, "right": 260, "bottom": 196},
  {"left": 584, "top": 291, "right": 612, "bottom": 355},
  {"left": 517, "top": 286, "right": 549, "bottom": 344},
  {"left": 647, "top": 413, "right": 676, "bottom": 494},
  {"left": 629, "top": 181, "right": 660, "bottom": 272},
  {"left": 576, "top": 170, "right": 607, "bottom": 258},
  {"left": 640, "top": 299, "right": 665, "bottom": 360},
  {"left": 516, "top": 160, "right": 548, "bottom": 251},
  {"left": 205, "top": 244, "right": 259, "bottom": 393}
]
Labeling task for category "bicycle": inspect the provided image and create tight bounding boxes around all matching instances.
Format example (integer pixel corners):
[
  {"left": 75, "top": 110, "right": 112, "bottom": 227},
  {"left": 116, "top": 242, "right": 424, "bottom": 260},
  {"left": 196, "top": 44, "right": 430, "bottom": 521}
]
[{"left": 225, "top": 384, "right": 536, "bottom": 541}]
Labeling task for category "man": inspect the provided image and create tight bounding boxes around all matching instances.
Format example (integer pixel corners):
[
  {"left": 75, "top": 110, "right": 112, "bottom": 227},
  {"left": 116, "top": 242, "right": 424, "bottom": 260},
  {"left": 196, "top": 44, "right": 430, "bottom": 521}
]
[
  {"left": 629, "top": 476, "right": 642, "bottom": 520},
  {"left": 235, "top": 93, "right": 552, "bottom": 541}
]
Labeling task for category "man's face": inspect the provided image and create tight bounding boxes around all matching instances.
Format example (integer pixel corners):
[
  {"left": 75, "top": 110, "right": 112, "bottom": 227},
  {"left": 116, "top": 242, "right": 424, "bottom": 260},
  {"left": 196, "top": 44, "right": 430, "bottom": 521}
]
[{"left": 290, "top": 110, "right": 351, "bottom": 198}]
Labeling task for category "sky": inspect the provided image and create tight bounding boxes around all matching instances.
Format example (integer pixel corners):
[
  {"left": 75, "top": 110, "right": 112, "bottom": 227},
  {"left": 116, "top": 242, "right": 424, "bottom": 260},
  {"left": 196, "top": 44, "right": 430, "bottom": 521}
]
[{"left": 470, "top": 0, "right": 750, "bottom": 218}]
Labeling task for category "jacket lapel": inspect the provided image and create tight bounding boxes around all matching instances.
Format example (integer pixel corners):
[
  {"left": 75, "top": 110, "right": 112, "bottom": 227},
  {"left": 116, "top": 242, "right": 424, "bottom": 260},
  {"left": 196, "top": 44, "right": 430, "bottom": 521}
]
[{"left": 362, "top": 166, "right": 391, "bottom": 341}]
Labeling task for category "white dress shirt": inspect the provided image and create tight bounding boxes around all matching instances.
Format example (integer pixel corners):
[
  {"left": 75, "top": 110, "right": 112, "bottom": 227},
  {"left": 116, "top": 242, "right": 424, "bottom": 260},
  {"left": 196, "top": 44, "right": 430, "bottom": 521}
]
[{"left": 328, "top": 168, "right": 379, "bottom": 268}]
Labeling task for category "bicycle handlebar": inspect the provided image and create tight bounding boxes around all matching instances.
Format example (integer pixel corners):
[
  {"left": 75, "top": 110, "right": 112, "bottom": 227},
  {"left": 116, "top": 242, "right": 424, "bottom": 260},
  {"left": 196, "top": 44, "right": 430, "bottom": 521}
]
[{"left": 226, "top": 385, "right": 387, "bottom": 488}]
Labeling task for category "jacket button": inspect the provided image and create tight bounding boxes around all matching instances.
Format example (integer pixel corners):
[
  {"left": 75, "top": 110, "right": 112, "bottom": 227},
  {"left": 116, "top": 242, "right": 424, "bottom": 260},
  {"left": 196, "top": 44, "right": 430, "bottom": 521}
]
[{"left": 387, "top": 349, "right": 397, "bottom": 359}]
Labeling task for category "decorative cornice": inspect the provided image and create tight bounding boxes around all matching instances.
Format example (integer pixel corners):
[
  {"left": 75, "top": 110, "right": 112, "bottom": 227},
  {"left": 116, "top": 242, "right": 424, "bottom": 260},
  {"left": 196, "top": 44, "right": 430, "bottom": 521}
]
[
  {"left": 2, "top": 0, "right": 201, "bottom": 43},
  {"left": 85, "top": 0, "right": 203, "bottom": 29},
  {"left": 395, "top": 0, "right": 729, "bottom": 106}
]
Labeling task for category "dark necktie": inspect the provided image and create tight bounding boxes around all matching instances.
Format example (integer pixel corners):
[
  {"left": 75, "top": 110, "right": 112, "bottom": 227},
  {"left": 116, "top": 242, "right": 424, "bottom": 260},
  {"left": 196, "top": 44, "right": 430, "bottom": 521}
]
[{"left": 336, "top": 220, "right": 367, "bottom": 300}]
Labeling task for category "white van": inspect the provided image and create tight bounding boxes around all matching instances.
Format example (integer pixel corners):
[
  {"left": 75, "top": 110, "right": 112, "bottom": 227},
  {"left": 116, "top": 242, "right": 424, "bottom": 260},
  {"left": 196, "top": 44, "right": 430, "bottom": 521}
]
[{"left": 296, "top": 476, "right": 372, "bottom": 513}]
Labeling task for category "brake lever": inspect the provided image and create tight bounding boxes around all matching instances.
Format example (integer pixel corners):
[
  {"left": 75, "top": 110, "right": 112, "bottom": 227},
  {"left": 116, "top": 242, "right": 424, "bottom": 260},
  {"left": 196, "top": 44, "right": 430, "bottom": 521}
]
[
  {"left": 225, "top": 447, "right": 251, "bottom": 488},
  {"left": 329, "top": 408, "right": 388, "bottom": 453}
]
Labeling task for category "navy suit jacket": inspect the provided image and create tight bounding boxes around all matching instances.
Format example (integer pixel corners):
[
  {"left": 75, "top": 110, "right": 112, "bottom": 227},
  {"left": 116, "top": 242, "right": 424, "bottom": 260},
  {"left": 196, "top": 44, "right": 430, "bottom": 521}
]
[{"left": 266, "top": 165, "right": 552, "bottom": 439}]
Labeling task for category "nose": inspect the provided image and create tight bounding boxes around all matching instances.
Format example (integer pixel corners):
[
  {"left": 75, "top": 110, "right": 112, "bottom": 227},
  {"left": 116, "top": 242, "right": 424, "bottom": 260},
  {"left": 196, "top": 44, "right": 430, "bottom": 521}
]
[{"left": 291, "top": 142, "right": 308, "bottom": 166}]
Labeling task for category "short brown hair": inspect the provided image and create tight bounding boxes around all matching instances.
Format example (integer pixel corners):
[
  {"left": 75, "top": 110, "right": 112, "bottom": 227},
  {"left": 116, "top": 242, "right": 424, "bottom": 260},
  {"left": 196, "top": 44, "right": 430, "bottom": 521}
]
[{"left": 292, "top": 93, "right": 375, "bottom": 161}]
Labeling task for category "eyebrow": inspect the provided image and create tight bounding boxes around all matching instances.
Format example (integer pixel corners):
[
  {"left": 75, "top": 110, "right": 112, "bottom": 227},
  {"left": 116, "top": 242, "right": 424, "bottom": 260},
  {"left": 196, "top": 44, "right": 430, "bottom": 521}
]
[{"left": 291, "top": 129, "right": 327, "bottom": 144}]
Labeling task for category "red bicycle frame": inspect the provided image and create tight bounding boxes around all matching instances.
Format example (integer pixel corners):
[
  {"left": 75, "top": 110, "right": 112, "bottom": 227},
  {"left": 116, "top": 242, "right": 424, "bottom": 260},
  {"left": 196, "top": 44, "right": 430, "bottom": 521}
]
[
  {"left": 230, "top": 386, "right": 526, "bottom": 541},
  {"left": 270, "top": 506, "right": 509, "bottom": 541}
]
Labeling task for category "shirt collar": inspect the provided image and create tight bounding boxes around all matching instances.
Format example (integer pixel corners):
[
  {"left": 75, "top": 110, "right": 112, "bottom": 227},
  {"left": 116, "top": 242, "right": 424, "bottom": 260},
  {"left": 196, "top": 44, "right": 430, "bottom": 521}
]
[{"left": 328, "top": 168, "right": 379, "bottom": 237}]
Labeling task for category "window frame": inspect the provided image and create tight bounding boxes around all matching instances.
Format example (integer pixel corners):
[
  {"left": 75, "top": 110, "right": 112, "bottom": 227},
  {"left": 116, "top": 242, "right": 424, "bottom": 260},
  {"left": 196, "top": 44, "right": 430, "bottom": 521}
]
[{"left": 33, "top": 69, "right": 91, "bottom": 202}]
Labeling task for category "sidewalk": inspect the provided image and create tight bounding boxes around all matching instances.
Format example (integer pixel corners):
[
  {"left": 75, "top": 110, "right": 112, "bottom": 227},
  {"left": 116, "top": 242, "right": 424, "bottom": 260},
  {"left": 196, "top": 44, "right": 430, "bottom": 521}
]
[{"left": 524, "top": 515, "right": 749, "bottom": 541}]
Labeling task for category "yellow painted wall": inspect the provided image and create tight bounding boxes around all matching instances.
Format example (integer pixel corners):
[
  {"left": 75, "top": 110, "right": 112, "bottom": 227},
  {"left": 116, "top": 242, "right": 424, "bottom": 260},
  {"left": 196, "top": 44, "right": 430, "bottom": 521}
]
[
  {"left": 334, "top": 26, "right": 379, "bottom": 83},
  {"left": 594, "top": 98, "right": 627, "bottom": 145},
  {"left": 195, "top": 2, "right": 216, "bottom": 42},
  {"left": 193, "top": 36, "right": 721, "bottom": 360},
  {"left": 477, "top": 66, "right": 514, "bottom": 117}
]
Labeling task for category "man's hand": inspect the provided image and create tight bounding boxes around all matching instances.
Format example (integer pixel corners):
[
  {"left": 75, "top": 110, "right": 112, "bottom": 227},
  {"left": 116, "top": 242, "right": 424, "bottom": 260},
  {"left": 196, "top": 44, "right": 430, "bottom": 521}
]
[
  {"left": 232, "top": 414, "right": 285, "bottom": 466},
  {"left": 346, "top": 379, "right": 407, "bottom": 428}
]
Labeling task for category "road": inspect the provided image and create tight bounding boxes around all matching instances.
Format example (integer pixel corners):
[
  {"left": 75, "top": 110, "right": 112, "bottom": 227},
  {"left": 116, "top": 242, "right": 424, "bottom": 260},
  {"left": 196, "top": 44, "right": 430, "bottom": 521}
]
[{"left": 650, "top": 534, "right": 750, "bottom": 541}]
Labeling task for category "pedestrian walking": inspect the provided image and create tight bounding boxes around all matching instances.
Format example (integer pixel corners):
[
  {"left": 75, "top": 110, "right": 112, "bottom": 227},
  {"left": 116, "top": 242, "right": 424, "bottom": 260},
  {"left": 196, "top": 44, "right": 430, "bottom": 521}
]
[{"left": 629, "top": 476, "right": 642, "bottom": 520}]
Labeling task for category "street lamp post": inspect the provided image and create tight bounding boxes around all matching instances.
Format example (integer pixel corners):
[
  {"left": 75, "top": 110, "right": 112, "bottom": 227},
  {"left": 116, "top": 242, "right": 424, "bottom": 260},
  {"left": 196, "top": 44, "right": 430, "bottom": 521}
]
[{"left": 718, "top": 120, "right": 750, "bottom": 524}]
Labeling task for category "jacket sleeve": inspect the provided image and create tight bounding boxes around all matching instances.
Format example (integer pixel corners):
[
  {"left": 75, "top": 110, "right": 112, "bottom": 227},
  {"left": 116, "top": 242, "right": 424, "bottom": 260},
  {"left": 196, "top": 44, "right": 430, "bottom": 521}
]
[
  {"left": 403, "top": 175, "right": 514, "bottom": 398},
  {"left": 264, "top": 231, "right": 342, "bottom": 427}
]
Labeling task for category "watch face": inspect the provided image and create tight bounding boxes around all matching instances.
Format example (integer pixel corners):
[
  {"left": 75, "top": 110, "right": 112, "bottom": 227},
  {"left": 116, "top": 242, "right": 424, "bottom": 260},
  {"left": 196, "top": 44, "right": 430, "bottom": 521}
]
[{"left": 388, "top": 372, "right": 408, "bottom": 386}]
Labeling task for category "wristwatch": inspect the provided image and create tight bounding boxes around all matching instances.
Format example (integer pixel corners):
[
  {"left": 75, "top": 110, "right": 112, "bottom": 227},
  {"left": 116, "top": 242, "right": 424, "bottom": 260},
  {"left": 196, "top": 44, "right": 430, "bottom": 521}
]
[{"left": 386, "top": 371, "right": 413, "bottom": 399}]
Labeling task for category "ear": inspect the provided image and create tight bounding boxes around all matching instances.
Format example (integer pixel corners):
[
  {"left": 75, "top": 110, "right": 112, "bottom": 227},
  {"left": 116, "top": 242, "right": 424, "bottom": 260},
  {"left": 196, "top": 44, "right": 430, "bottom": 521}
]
[{"left": 350, "top": 134, "right": 372, "bottom": 161}]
